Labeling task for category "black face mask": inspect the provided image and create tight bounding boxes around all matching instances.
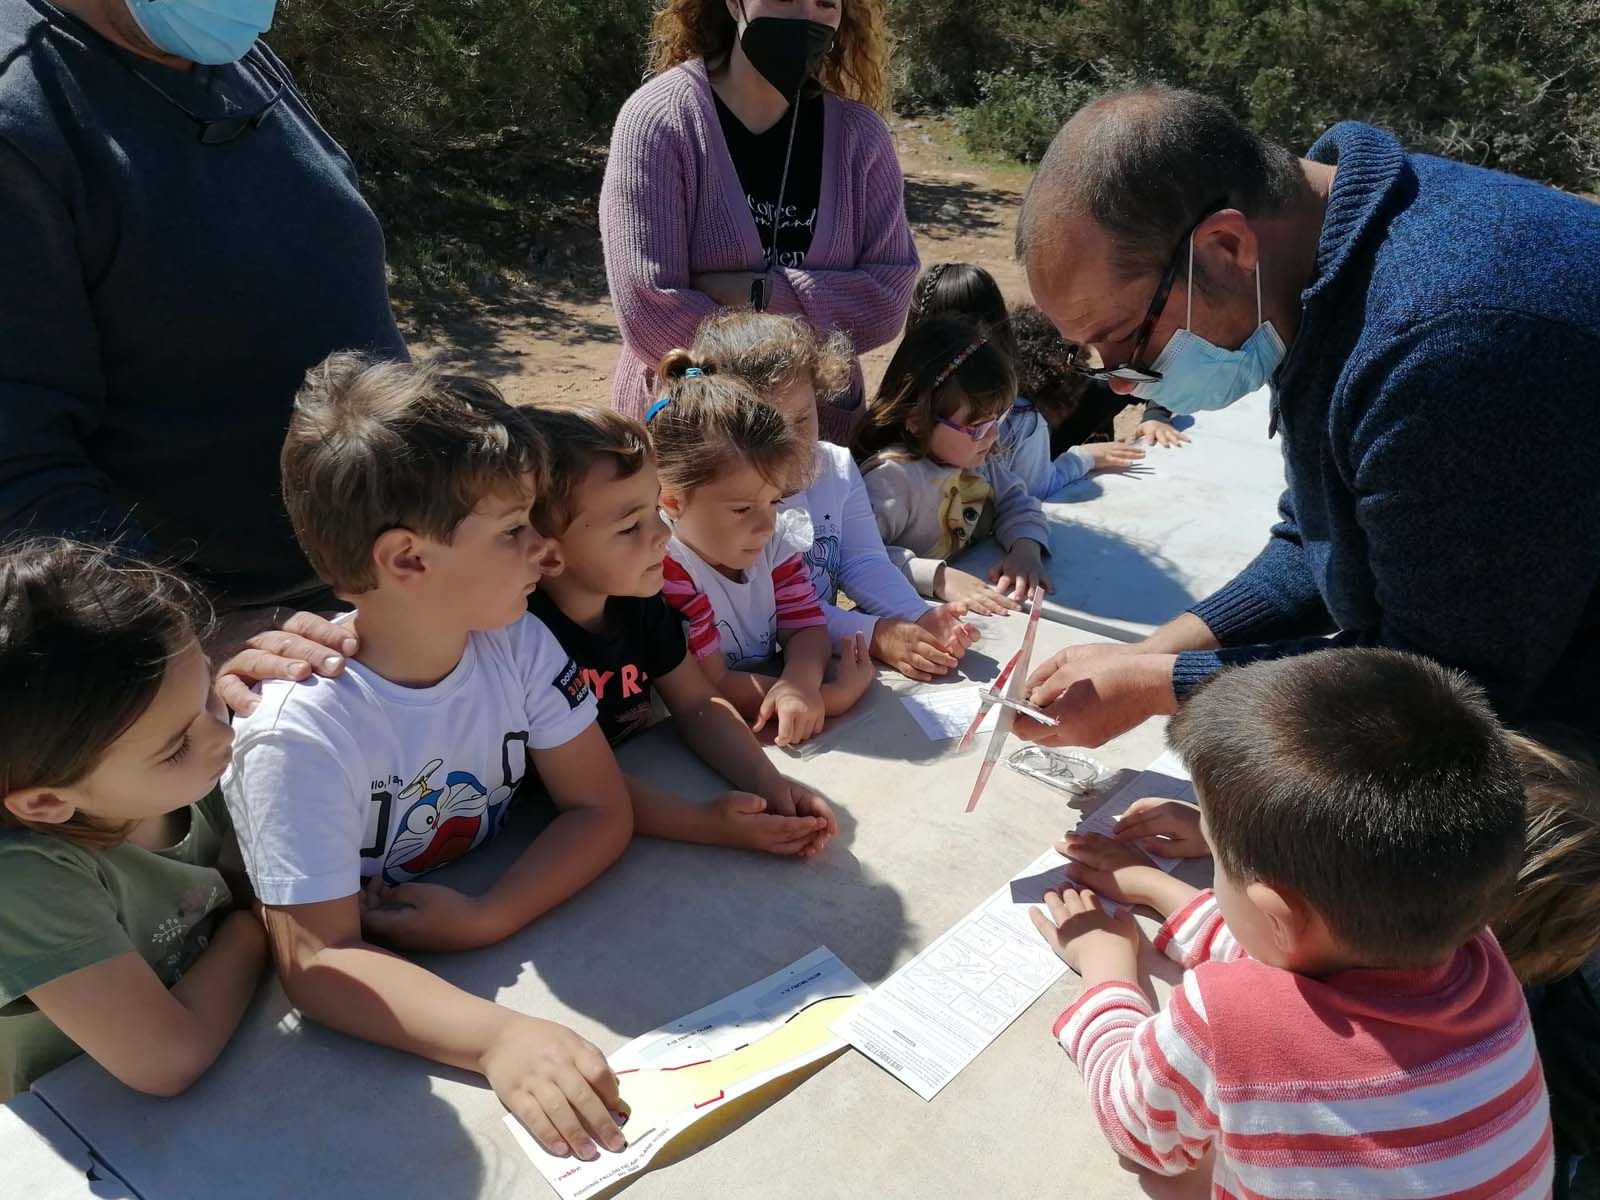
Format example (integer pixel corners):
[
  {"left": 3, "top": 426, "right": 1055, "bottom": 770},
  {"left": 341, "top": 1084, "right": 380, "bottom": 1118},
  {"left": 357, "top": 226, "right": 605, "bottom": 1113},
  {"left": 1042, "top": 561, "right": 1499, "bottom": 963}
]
[{"left": 738, "top": 15, "right": 835, "bottom": 101}]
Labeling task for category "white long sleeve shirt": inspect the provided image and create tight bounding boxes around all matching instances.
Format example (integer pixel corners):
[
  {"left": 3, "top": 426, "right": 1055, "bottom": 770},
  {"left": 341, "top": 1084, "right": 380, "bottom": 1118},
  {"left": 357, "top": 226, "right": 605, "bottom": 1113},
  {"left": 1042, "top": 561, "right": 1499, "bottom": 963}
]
[{"left": 780, "top": 442, "right": 934, "bottom": 642}]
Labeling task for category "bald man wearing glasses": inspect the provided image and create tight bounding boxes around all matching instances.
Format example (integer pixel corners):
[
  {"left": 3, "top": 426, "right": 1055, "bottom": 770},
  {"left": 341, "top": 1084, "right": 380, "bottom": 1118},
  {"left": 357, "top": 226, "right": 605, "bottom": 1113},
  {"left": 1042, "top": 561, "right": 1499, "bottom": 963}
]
[
  {"left": 1010, "top": 84, "right": 1600, "bottom": 752},
  {"left": 0, "top": 0, "right": 404, "bottom": 660}
]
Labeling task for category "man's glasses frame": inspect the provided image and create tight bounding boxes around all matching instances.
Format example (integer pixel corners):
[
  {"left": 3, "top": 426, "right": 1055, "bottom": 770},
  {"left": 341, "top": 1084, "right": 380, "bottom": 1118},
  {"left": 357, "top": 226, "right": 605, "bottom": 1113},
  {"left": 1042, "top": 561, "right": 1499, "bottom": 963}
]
[{"left": 1065, "top": 197, "right": 1229, "bottom": 384}]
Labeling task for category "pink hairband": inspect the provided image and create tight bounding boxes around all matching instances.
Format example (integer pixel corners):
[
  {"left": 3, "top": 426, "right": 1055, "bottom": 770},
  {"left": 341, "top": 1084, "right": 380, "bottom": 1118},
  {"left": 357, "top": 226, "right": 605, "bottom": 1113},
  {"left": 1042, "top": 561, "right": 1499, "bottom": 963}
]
[{"left": 933, "top": 337, "right": 988, "bottom": 389}]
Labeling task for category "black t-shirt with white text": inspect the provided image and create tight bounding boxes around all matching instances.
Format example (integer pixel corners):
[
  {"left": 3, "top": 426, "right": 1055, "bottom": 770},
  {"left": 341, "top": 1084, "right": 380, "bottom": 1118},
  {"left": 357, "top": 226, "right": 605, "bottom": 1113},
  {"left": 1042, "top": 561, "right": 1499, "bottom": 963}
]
[
  {"left": 714, "top": 91, "right": 825, "bottom": 269},
  {"left": 528, "top": 592, "right": 689, "bottom": 745}
]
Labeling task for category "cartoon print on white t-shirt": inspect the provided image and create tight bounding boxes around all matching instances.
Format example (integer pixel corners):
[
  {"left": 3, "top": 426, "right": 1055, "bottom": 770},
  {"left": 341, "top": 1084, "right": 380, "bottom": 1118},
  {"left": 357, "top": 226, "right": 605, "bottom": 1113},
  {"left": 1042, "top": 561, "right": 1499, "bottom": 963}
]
[
  {"left": 373, "top": 731, "right": 528, "bottom": 884},
  {"left": 801, "top": 531, "right": 840, "bottom": 602},
  {"left": 716, "top": 616, "right": 779, "bottom": 670}
]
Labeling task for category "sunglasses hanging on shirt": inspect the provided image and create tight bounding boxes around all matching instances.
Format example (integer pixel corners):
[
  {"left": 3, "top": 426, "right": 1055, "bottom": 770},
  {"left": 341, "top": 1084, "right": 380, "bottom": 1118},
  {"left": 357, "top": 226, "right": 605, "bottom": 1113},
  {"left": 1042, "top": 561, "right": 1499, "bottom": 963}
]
[
  {"left": 116, "top": 46, "right": 287, "bottom": 145},
  {"left": 737, "top": 7, "right": 835, "bottom": 311}
]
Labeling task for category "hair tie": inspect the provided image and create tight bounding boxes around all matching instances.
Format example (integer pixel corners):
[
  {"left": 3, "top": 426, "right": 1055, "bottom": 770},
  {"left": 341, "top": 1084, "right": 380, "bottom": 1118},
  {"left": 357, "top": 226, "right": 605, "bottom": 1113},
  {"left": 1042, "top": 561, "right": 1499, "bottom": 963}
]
[
  {"left": 933, "top": 337, "right": 987, "bottom": 389},
  {"left": 683, "top": 366, "right": 705, "bottom": 378},
  {"left": 645, "top": 395, "right": 672, "bottom": 422}
]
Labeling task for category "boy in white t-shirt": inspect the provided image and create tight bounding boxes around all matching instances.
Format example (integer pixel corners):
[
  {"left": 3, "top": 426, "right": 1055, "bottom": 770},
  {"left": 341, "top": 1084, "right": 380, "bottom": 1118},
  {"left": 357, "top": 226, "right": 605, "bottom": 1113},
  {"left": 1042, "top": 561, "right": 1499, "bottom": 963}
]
[{"left": 224, "top": 354, "right": 632, "bottom": 1164}]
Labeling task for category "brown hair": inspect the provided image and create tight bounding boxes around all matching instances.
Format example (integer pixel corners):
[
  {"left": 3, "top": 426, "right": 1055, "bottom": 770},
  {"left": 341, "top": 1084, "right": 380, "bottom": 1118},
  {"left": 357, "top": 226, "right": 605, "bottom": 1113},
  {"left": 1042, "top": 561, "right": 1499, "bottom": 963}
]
[
  {"left": 690, "top": 310, "right": 852, "bottom": 405},
  {"left": 650, "top": 350, "right": 812, "bottom": 498},
  {"left": 0, "top": 539, "right": 207, "bottom": 849},
  {"left": 647, "top": 0, "right": 892, "bottom": 112},
  {"left": 282, "top": 353, "right": 545, "bottom": 594},
  {"left": 908, "top": 262, "right": 1019, "bottom": 367},
  {"left": 522, "top": 402, "right": 652, "bottom": 537},
  {"left": 1009, "top": 303, "right": 1092, "bottom": 427},
  {"left": 1493, "top": 728, "right": 1600, "bottom": 985},
  {"left": 1169, "top": 648, "right": 1526, "bottom": 968},
  {"left": 851, "top": 316, "right": 1017, "bottom": 462}
]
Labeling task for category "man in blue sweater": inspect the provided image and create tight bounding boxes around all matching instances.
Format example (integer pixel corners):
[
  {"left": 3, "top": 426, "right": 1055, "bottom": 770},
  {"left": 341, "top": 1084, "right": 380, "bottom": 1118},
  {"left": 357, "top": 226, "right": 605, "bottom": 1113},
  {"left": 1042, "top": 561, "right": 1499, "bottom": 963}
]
[
  {"left": 0, "top": 0, "right": 404, "bottom": 670},
  {"left": 1012, "top": 85, "right": 1600, "bottom": 751}
]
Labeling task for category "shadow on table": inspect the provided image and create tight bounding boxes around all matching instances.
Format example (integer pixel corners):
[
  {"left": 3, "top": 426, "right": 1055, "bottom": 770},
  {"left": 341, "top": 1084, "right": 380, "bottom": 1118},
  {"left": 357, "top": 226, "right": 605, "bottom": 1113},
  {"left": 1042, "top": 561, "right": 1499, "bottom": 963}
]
[
  {"left": 33, "top": 988, "right": 487, "bottom": 1200},
  {"left": 960, "top": 521, "right": 1198, "bottom": 630},
  {"left": 437, "top": 746, "right": 913, "bottom": 1034}
]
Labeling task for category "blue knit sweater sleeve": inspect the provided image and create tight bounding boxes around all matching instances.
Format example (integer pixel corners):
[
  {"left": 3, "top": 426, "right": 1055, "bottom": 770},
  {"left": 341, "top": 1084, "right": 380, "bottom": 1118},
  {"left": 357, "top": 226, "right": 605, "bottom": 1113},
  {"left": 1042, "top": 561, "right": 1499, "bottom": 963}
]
[
  {"left": 1176, "top": 309, "right": 1600, "bottom": 705},
  {"left": 1187, "top": 485, "right": 1334, "bottom": 644}
]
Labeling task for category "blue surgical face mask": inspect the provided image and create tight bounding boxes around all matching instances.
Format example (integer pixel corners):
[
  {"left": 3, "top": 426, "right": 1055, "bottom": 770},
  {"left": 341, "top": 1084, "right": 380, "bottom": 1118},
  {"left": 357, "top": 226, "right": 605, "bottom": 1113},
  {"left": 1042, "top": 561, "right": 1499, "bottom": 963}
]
[
  {"left": 124, "top": 0, "right": 277, "bottom": 65},
  {"left": 1132, "top": 237, "right": 1286, "bottom": 415}
]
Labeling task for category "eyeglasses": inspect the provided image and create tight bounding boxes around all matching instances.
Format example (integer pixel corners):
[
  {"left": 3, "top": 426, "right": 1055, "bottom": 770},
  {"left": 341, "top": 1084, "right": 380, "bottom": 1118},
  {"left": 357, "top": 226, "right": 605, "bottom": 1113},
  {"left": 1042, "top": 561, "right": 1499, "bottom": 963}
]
[
  {"left": 937, "top": 415, "right": 1001, "bottom": 442},
  {"left": 1065, "top": 197, "right": 1229, "bottom": 384},
  {"left": 119, "top": 50, "right": 287, "bottom": 145}
]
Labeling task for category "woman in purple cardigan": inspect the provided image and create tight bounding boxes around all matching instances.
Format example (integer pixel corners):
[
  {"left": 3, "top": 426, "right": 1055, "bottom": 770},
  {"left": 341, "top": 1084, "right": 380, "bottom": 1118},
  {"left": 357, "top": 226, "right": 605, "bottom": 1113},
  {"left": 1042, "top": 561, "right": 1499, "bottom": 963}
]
[{"left": 601, "top": 0, "right": 919, "bottom": 443}]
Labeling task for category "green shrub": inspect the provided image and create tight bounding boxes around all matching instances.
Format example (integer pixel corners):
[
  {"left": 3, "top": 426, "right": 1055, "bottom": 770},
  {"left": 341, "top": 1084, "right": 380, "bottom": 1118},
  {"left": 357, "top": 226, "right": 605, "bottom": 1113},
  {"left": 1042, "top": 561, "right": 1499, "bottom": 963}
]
[{"left": 894, "top": 0, "right": 1600, "bottom": 194}]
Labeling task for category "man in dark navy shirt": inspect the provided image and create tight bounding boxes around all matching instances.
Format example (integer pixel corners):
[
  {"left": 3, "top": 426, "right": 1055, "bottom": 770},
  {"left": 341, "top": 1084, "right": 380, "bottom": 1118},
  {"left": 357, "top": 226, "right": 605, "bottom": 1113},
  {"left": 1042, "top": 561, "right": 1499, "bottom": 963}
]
[{"left": 0, "top": 0, "right": 406, "bottom": 637}]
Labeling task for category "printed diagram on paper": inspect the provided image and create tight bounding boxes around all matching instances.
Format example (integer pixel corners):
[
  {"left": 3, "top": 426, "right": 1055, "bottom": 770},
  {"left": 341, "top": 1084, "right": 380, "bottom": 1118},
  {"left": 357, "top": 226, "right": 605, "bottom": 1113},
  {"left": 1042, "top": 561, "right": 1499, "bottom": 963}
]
[
  {"left": 832, "top": 753, "right": 1196, "bottom": 1100},
  {"left": 505, "top": 947, "right": 867, "bottom": 1200},
  {"left": 832, "top": 847, "right": 1073, "bottom": 1101}
]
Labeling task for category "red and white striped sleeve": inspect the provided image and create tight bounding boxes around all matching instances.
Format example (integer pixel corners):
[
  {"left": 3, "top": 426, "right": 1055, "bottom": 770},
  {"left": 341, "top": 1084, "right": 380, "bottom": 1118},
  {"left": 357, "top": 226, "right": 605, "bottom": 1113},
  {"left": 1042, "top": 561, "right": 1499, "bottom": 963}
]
[
  {"left": 1153, "top": 890, "right": 1243, "bottom": 969},
  {"left": 771, "top": 553, "right": 826, "bottom": 632},
  {"left": 1053, "top": 977, "right": 1219, "bottom": 1176},
  {"left": 661, "top": 555, "right": 721, "bottom": 660}
]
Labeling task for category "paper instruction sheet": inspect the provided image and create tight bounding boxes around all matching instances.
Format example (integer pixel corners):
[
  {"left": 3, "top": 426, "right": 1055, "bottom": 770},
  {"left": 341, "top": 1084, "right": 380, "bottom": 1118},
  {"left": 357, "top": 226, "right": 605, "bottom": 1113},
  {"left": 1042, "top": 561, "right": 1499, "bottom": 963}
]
[
  {"left": 506, "top": 947, "right": 867, "bottom": 1200},
  {"left": 900, "top": 686, "right": 998, "bottom": 742},
  {"left": 833, "top": 754, "right": 1195, "bottom": 1100}
]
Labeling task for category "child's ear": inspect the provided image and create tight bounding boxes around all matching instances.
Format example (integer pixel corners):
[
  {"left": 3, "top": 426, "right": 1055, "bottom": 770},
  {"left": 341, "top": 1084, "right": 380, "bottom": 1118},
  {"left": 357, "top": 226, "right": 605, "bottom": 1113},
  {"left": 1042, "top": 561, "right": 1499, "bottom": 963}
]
[
  {"left": 372, "top": 528, "right": 426, "bottom": 586},
  {"left": 538, "top": 536, "right": 566, "bottom": 577},
  {"left": 658, "top": 490, "right": 685, "bottom": 519},
  {"left": 3, "top": 787, "right": 75, "bottom": 827},
  {"left": 1245, "top": 880, "right": 1307, "bottom": 960}
]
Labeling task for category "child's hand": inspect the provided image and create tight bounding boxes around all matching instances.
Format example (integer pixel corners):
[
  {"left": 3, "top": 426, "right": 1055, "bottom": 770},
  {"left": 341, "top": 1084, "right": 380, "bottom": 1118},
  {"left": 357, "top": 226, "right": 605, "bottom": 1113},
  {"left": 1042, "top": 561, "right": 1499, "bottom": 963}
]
[
  {"left": 485, "top": 1015, "right": 627, "bottom": 1161},
  {"left": 1058, "top": 832, "right": 1170, "bottom": 909},
  {"left": 939, "top": 567, "right": 1020, "bottom": 615},
  {"left": 752, "top": 678, "right": 825, "bottom": 747},
  {"left": 870, "top": 620, "right": 966, "bottom": 684},
  {"left": 1112, "top": 796, "right": 1209, "bottom": 859},
  {"left": 989, "top": 539, "right": 1053, "bottom": 602},
  {"left": 761, "top": 777, "right": 837, "bottom": 853},
  {"left": 1133, "top": 420, "right": 1190, "bottom": 447},
  {"left": 1030, "top": 886, "right": 1142, "bottom": 979},
  {"left": 918, "top": 602, "right": 980, "bottom": 652},
  {"left": 820, "top": 631, "right": 875, "bottom": 714},
  {"left": 710, "top": 791, "right": 832, "bottom": 857},
  {"left": 358, "top": 878, "right": 491, "bottom": 951},
  {"left": 1082, "top": 442, "right": 1146, "bottom": 472}
]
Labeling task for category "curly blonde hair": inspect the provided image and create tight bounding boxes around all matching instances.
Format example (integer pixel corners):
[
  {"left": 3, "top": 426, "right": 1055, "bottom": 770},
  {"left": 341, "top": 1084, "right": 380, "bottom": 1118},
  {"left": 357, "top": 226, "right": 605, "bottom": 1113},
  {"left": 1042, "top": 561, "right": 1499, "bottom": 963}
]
[{"left": 647, "top": 0, "right": 892, "bottom": 113}]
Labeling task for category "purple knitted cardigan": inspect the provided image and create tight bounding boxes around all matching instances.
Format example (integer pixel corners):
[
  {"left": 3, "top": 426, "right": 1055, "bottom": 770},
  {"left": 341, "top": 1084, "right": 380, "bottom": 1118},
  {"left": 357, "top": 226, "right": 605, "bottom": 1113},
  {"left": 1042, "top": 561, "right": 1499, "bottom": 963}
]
[{"left": 599, "top": 58, "right": 919, "bottom": 443}]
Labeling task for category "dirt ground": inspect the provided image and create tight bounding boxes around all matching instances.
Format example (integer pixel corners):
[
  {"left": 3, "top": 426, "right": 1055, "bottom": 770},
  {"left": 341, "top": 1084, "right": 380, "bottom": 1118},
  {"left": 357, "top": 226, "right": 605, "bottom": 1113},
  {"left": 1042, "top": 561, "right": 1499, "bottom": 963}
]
[{"left": 408, "top": 116, "right": 1059, "bottom": 409}]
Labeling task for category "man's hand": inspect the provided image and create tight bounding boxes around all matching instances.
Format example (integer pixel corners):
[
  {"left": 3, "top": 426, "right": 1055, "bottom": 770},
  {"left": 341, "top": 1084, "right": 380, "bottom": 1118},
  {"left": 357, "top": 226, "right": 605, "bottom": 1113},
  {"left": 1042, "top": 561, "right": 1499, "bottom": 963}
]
[
  {"left": 709, "top": 792, "right": 832, "bottom": 857},
  {"left": 358, "top": 878, "right": 494, "bottom": 952},
  {"left": 939, "top": 567, "right": 1019, "bottom": 615},
  {"left": 484, "top": 1016, "right": 627, "bottom": 1161},
  {"left": 1013, "top": 651, "right": 1178, "bottom": 748},
  {"left": 1132, "top": 420, "right": 1190, "bottom": 447},
  {"left": 1112, "top": 797, "right": 1209, "bottom": 859},
  {"left": 752, "top": 678, "right": 826, "bottom": 747},
  {"left": 989, "top": 538, "right": 1052, "bottom": 602},
  {"left": 1030, "top": 886, "right": 1142, "bottom": 979},
  {"left": 214, "top": 609, "right": 357, "bottom": 716}
]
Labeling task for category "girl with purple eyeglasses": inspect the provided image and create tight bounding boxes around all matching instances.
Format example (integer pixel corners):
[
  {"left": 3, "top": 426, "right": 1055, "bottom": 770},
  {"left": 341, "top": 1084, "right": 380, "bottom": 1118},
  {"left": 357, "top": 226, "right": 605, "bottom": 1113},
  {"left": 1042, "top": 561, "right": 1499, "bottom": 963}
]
[{"left": 850, "top": 317, "right": 1052, "bottom": 611}]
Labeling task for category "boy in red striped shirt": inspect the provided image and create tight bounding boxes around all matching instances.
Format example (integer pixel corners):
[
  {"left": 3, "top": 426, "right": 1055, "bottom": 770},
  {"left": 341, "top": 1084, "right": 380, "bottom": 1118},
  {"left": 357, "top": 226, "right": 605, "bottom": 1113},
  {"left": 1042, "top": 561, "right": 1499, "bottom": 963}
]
[{"left": 1033, "top": 649, "right": 1553, "bottom": 1198}]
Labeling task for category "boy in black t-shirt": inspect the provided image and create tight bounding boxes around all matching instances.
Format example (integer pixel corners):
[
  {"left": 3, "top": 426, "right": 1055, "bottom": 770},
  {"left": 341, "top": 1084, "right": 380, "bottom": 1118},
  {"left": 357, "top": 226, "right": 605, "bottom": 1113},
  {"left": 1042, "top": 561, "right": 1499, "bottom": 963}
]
[{"left": 526, "top": 402, "right": 835, "bottom": 858}]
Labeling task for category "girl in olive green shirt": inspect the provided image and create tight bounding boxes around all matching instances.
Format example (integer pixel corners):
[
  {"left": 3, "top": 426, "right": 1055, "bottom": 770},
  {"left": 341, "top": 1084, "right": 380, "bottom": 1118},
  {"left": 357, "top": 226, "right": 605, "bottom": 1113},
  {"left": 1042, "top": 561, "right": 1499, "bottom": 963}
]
[{"left": 0, "top": 540, "right": 267, "bottom": 1099}]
